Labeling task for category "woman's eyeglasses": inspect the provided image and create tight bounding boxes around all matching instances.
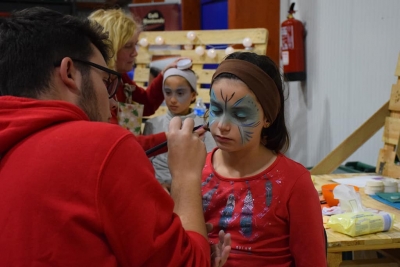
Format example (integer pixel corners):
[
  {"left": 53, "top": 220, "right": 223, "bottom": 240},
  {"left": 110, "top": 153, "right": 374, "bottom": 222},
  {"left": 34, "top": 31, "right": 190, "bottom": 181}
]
[{"left": 54, "top": 58, "right": 122, "bottom": 99}]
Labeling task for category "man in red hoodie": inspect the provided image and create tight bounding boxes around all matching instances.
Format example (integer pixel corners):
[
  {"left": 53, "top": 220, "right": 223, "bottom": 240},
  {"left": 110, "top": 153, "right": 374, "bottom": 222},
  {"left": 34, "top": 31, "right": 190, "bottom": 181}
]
[{"left": 0, "top": 7, "right": 229, "bottom": 267}]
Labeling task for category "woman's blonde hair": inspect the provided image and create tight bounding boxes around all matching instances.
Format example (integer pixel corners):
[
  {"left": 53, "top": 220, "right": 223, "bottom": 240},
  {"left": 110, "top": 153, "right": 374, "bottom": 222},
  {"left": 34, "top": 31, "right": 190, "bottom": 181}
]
[{"left": 89, "top": 9, "right": 141, "bottom": 71}]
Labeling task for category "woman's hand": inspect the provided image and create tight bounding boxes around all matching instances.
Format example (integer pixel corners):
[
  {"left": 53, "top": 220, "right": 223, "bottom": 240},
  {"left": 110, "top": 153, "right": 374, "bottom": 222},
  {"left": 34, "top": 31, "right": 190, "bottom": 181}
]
[{"left": 162, "top": 57, "right": 192, "bottom": 74}]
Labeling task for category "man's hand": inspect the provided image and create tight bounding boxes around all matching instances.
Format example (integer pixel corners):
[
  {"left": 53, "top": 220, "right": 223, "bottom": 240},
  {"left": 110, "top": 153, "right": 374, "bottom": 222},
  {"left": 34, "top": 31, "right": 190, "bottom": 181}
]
[
  {"left": 193, "top": 124, "right": 209, "bottom": 141},
  {"left": 168, "top": 117, "right": 207, "bottom": 238},
  {"left": 211, "top": 230, "right": 231, "bottom": 267},
  {"left": 162, "top": 57, "right": 192, "bottom": 74},
  {"left": 167, "top": 117, "right": 206, "bottom": 180}
]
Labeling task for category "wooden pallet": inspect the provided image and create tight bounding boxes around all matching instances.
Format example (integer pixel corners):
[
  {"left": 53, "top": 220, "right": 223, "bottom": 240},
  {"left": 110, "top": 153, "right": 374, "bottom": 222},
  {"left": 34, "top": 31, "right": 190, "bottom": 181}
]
[
  {"left": 311, "top": 53, "right": 400, "bottom": 175},
  {"left": 376, "top": 53, "right": 400, "bottom": 177},
  {"left": 134, "top": 28, "right": 268, "bottom": 117}
]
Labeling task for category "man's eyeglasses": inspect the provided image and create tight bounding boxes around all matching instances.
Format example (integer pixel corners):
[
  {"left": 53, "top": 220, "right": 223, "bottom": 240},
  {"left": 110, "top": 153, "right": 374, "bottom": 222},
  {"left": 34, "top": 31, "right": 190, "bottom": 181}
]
[{"left": 54, "top": 58, "right": 122, "bottom": 99}]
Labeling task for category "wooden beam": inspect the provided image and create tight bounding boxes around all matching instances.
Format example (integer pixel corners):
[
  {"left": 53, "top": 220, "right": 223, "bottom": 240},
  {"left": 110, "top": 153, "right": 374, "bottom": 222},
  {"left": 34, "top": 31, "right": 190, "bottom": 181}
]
[
  {"left": 378, "top": 249, "right": 400, "bottom": 264},
  {"left": 181, "top": 0, "right": 201, "bottom": 30},
  {"left": 228, "top": 0, "right": 280, "bottom": 65},
  {"left": 310, "top": 101, "right": 390, "bottom": 175}
]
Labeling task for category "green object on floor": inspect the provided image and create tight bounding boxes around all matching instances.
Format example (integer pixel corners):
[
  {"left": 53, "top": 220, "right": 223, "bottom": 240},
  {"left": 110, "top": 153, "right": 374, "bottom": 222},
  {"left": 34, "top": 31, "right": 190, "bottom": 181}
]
[
  {"left": 307, "top": 161, "right": 376, "bottom": 174},
  {"left": 344, "top": 161, "right": 376, "bottom": 173}
]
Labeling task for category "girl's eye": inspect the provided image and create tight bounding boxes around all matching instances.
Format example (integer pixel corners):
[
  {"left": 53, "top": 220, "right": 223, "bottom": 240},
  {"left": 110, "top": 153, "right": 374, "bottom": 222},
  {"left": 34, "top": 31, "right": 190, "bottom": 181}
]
[
  {"left": 234, "top": 113, "right": 247, "bottom": 121},
  {"left": 210, "top": 107, "right": 222, "bottom": 115},
  {"left": 234, "top": 112, "right": 247, "bottom": 119}
]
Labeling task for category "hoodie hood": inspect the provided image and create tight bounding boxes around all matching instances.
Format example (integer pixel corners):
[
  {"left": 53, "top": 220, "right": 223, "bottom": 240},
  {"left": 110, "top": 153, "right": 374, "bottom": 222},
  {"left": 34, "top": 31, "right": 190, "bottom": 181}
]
[{"left": 0, "top": 96, "right": 89, "bottom": 155}]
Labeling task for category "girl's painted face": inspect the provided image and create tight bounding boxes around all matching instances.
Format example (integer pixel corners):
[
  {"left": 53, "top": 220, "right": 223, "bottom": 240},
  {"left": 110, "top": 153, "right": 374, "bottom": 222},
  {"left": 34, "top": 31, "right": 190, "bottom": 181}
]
[
  {"left": 115, "top": 32, "right": 139, "bottom": 73},
  {"left": 163, "top": 76, "right": 196, "bottom": 116},
  {"left": 209, "top": 78, "right": 266, "bottom": 151}
]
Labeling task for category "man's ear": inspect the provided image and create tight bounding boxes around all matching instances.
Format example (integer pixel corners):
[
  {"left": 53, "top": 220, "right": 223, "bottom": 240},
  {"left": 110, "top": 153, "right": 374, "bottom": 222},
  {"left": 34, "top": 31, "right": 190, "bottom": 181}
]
[{"left": 59, "top": 57, "right": 81, "bottom": 94}]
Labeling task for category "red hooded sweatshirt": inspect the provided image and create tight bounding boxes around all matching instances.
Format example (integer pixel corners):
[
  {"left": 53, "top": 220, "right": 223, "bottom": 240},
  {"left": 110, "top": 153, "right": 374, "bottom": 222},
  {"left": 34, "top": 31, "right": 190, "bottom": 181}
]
[{"left": 0, "top": 96, "right": 210, "bottom": 267}]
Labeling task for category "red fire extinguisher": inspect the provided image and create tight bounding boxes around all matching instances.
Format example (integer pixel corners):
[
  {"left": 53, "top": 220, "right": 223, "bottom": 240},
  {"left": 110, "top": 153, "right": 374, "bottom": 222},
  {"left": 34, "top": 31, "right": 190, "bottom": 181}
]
[{"left": 281, "top": 3, "right": 306, "bottom": 81}]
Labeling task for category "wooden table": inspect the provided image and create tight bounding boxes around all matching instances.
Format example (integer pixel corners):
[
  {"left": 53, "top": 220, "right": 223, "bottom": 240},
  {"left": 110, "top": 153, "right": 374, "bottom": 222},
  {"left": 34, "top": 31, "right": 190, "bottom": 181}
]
[{"left": 313, "top": 174, "right": 400, "bottom": 267}]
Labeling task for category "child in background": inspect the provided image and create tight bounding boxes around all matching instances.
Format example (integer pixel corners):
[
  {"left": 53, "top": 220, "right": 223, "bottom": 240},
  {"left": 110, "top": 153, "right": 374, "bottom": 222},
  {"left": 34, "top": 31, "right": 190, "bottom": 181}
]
[
  {"left": 143, "top": 62, "right": 216, "bottom": 192},
  {"left": 201, "top": 52, "right": 326, "bottom": 267}
]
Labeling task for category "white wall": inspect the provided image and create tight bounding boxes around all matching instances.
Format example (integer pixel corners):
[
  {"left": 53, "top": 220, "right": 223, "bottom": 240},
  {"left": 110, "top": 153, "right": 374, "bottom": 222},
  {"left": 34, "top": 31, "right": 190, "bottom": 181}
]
[{"left": 281, "top": 0, "right": 400, "bottom": 169}]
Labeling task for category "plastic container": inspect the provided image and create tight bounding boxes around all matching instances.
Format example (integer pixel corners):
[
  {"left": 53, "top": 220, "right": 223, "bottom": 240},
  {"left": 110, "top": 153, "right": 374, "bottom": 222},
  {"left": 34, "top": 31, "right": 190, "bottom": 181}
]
[
  {"left": 321, "top": 184, "right": 359, "bottom": 207},
  {"left": 327, "top": 211, "right": 394, "bottom": 237},
  {"left": 193, "top": 97, "right": 206, "bottom": 117},
  {"left": 177, "top": 58, "right": 192, "bottom": 70},
  {"left": 365, "top": 180, "right": 384, "bottom": 195},
  {"left": 383, "top": 180, "right": 398, "bottom": 193}
]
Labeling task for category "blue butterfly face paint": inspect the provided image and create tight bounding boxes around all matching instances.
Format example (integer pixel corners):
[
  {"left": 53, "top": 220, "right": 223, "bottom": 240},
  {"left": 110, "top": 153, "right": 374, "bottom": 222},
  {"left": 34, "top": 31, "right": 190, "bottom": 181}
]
[{"left": 209, "top": 80, "right": 262, "bottom": 144}]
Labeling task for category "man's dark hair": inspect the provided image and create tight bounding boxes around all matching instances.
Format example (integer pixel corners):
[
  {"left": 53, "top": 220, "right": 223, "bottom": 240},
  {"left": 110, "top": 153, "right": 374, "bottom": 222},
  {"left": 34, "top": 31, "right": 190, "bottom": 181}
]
[{"left": 0, "top": 7, "right": 112, "bottom": 97}]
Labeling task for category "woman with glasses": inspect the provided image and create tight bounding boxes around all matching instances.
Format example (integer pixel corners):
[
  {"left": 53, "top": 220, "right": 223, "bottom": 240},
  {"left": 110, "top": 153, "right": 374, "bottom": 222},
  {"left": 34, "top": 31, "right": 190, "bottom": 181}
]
[{"left": 89, "top": 8, "right": 179, "bottom": 155}]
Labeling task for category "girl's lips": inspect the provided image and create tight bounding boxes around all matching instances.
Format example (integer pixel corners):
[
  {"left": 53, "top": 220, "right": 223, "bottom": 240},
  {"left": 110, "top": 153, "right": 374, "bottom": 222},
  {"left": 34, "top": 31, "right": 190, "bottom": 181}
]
[{"left": 215, "top": 135, "right": 232, "bottom": 142}]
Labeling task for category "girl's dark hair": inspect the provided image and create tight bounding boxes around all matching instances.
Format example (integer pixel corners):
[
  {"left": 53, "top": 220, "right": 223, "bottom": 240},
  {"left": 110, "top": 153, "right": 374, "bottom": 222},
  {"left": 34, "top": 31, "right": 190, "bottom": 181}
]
[
  {"left": 0, "top": 7, "right": 112, "bottom": 98},
  {"left": 212, "top": 52, "right": 289, "bottom": 153},
  {"left": 149, "top": 67, "right": 161, "bottom": 78}
]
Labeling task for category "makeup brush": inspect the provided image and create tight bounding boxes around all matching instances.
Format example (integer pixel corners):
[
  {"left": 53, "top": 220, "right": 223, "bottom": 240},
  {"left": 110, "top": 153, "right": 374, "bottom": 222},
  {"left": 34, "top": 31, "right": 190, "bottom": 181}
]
[{"left": 145, "top": 124, "right": 209, "bottom": 156}]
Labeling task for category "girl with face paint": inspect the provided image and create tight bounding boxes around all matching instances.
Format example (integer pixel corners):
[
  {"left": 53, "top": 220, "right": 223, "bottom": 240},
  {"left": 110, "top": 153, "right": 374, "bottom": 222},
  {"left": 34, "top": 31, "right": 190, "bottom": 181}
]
[
  {"left": 201, "top": 52, "right": 326, "bottom": 267},
  {"left": 143, "top": 67, "right": 216, "bottom": 192}
]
